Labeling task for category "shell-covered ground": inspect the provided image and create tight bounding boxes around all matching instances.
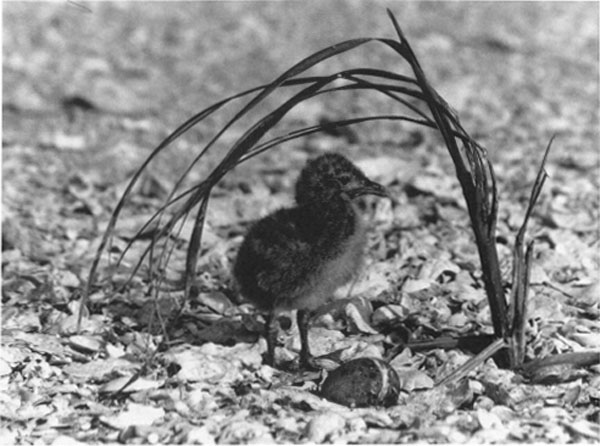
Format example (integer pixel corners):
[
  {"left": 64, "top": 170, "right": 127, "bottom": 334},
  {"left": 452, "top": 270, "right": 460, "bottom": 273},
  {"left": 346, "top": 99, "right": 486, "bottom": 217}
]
[{"left": 2, "top": 2, "right": 599, "bottom": 444}]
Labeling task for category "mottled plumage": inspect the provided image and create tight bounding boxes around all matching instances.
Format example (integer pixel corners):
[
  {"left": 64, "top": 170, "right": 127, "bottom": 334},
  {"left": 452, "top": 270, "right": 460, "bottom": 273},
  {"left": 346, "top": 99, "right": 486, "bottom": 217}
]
[{"left": 234, "top": 153, "right": 388, "bottom": 368}]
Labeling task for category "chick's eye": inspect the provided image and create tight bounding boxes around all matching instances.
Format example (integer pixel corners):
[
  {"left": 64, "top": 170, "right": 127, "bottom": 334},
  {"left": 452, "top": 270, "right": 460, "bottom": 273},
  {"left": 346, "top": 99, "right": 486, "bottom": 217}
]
[{"left": 339, "top": 176, "right": 350, "bottom": 185}]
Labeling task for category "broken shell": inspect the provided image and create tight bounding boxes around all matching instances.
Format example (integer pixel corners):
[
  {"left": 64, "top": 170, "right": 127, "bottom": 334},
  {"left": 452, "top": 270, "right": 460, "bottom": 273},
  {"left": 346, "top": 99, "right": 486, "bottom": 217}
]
[{"left": 320, "top": 357, "right": 400, "bottom": 407}]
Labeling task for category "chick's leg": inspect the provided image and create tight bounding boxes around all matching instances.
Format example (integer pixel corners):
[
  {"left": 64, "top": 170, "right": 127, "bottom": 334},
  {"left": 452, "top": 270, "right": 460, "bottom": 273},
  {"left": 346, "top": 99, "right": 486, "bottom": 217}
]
[
  {"left": 264, "top": 311, "right": 277, "bottom": 367},
  {"left": 297, "top": 309, "right": 318, "bottom": 370}
]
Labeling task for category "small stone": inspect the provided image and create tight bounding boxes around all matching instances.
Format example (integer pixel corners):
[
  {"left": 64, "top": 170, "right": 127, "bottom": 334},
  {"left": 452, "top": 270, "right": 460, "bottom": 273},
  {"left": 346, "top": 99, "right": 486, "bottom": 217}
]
[
  {"left": 186, "top": 425, "right": 215, "bottom": 445},
  {"left": 305, "top": 412, "right": 346, "bottom": 443},
  {"left": 218, "top": 421, "right": 272, "bottom": 444},
  {"left": 276, "top": 417, "right": 298, "bottom": 432},
  {"left": 474, "top": 395, "right": 495, "bottom": 411},
  {"left": 476, "top": 408, "right": 503, "bottom": 430}
]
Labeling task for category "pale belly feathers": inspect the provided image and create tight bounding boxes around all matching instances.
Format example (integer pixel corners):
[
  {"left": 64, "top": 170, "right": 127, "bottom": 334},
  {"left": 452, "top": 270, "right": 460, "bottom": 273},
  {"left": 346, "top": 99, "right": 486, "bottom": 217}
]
[{"left": 276, "top": 212, "right": 368, "bottom": 311}]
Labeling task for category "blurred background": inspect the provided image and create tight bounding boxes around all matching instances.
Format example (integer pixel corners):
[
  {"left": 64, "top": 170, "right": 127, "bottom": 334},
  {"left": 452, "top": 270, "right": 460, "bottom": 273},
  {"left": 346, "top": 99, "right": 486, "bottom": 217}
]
[
  {"left": 4, "top": 2, "right": 597, "bottom": 156},
  {"left": 3, "top": 1, "right": 598, "bottom": 250}
]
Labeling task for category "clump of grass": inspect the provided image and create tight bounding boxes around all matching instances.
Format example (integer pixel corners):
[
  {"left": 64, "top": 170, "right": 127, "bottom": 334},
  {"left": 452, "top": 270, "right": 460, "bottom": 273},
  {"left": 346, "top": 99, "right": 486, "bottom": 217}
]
[{"left": 79, "top": 10, "right": 590, "bottom": 378}]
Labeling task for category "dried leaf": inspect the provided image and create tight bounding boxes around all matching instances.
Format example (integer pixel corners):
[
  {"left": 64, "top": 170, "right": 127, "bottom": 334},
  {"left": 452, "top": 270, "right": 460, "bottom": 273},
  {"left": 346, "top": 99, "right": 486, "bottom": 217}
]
[
  {"left": 196, "top": 292, "right": 234, "bottom": 314},
  {"left": 67, "top": 335, "right": 104, "bottom": 354},
  {"left": 64, "top": 357, "right": 141, "bottom": 381},
  {"left": 164, "top": 343, "right": 263, "bottom": 383},
  {"left": 101, "top": 402, "right": 165, "bottom": 429},
  {"left": 567, "top": 420, "right": 600, "bottom": 439},
  {"left": 396, "top": 369, "right": 435, "bottom": 391},
  {"left": 371, "top": 304, "right": 407, "bottom": 327},
  {"left": 345, "top": 303, "right": 378, "bottom": 334},
  {"left": 402, "top": 278, "right": 431, "bottom": 293},
  {"left": 100, "top": 376, "right": 162, "bottom": 394},
  {"left": 218, "top": 420, "right": 273, "bottom": 444}
]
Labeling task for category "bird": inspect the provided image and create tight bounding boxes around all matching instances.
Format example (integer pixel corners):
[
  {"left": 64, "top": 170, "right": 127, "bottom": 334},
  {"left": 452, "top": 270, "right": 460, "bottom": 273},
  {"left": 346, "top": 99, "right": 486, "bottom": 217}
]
[{"left": 233, "top": 153, "right": 389, "bottom": 369}]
